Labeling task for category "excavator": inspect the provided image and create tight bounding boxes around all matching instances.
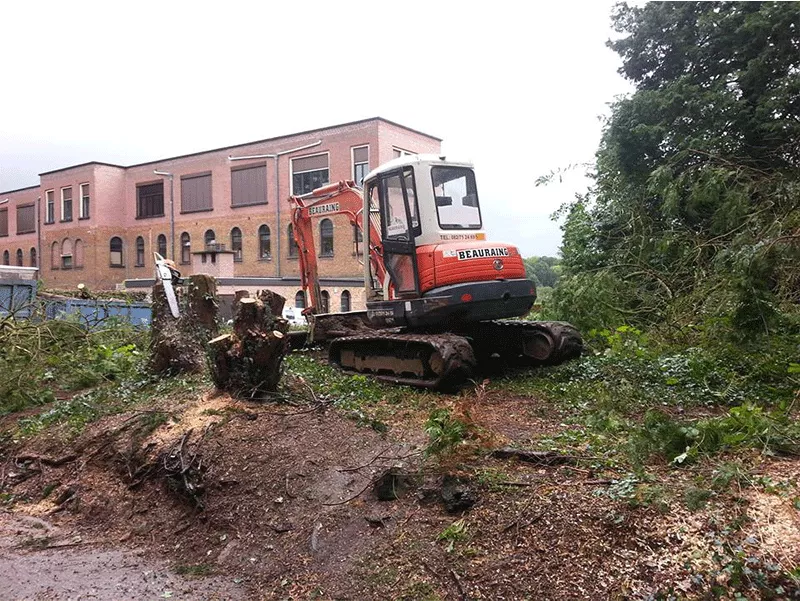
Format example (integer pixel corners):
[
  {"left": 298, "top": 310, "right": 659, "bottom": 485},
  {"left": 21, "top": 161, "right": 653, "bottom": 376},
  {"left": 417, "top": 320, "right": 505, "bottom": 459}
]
[{"left": 289, "top": 154, "right": 582, "bottom": 390}]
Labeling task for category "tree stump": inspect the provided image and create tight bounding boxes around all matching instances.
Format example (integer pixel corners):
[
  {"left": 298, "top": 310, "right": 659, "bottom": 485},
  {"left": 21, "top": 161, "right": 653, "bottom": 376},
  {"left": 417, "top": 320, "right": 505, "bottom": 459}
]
[
  {"left": 208, "top": 291, "right": 289, "bottom": 398},
  {"left": 150, "top": 274, "right": 219, "bottom": 375}
]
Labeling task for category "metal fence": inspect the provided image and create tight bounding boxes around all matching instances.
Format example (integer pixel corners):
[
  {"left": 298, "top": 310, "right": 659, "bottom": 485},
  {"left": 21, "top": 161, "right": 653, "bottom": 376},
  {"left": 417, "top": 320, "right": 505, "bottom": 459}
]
[
  {"left": 0, "top": 281, "right": 151, "bottom": 329},
  {"left": 42, "top": 296, "right": 152, "bottom": 329}
]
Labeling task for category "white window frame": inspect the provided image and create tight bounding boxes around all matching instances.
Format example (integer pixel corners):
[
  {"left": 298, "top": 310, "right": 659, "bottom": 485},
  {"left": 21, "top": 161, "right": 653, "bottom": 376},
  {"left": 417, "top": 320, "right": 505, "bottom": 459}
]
[
  {"left": 45, "top": 189, "right": 55, "bottom": 224},
  {"left": 79, "top": 183, "right": 90, "bottom": 219},
  {"left": 60, "top": 186, "right": 73, "bottom": 222},
  {"left": 351, "top": 145, "right": 369, "bottom": 184},
  {"left": 290, "top": 151, "right": 330, "bottom": 195}
]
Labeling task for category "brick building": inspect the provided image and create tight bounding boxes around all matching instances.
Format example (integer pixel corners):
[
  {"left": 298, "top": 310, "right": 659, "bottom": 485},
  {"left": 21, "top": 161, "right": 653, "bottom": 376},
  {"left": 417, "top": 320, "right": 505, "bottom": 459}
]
[{"left": 0, "top": 118, "right": 441, "bottom": 311}]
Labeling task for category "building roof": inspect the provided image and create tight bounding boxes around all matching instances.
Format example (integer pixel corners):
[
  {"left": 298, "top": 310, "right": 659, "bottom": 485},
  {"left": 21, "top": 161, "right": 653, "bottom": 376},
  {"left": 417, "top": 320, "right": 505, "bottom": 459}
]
[
  {"left": 0, "top": 184, "right": 40, "bottom": 196},
  {"left": 31, "top": 117, "right": 441, "bottom": 181}
]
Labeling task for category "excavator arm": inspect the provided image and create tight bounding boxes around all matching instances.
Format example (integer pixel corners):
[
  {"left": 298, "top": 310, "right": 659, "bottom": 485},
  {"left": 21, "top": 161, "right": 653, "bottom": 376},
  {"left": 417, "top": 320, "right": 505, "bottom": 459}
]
[{"left": 289, "top": 180, "right": 386, "bottom": 314}]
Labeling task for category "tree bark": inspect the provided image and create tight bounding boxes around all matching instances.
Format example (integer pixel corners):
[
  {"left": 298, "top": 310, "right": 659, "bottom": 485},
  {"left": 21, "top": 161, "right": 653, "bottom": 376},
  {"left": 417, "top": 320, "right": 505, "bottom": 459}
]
[
  {"left": 209, "top": 291, "right": 289, "bottom": 398},
  {"left": 149, "top": 274, "right": 219, "bottom": 375}
]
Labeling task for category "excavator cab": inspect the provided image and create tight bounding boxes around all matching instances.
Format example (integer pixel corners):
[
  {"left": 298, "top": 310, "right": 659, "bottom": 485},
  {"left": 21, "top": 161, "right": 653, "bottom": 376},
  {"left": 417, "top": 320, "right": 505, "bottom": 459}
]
[{"left": 361, "top": 155, "right": 536, "bottom": 329}]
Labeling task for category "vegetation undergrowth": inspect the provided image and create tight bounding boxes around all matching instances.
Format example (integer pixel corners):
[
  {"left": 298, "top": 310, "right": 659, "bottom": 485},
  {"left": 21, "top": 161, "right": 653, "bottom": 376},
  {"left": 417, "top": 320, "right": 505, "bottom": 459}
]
[{"left": 0, "top": 309, "right": 149, "bottom": 416}]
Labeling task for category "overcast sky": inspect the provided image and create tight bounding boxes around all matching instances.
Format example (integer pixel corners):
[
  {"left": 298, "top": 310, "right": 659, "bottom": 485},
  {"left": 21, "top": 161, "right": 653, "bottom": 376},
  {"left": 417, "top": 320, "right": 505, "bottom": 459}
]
[{"left": 0, "top": 0, "right": 631, "bottom": 257}]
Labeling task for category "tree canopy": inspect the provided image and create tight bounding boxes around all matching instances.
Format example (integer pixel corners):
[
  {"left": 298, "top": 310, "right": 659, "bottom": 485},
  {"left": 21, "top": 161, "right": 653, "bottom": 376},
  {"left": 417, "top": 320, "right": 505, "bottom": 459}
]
[{"left": 553, "top": 1, "right": 800, "bottom": 339}]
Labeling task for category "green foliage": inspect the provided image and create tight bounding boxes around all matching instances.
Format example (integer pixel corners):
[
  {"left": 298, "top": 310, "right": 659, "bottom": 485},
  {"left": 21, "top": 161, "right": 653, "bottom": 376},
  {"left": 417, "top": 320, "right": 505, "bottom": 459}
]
[
  {"left": 550, "top": 2, "right": 800, "bottom": 343},
  {"left": 0, "top": 312, "right": 147, "bottom": 416},
  {"left": 437, "top": 518, "right": 469, "bottom": 553},
  {"left": 523, "top": 256, "right": 562, "bottom": 289},
  {"left": 424, "top": 408, "right": 469, "bottom": 456},
  {"left": 630, "top": 403, "right": 800, "bottom": 466}
]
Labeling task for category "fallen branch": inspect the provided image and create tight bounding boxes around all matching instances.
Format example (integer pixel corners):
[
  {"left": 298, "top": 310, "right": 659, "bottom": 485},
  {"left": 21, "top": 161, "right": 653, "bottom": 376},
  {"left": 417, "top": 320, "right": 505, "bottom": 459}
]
[
  {"left": 491, "top": 448, "right": 577, "bottom": 465},
  {"left": 14, "top": 454, "right": 78, "bottom": 467}
]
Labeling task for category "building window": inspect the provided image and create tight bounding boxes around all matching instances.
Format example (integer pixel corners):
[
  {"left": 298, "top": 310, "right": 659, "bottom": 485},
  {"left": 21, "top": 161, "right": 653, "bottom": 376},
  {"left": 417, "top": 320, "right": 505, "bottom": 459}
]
[
  {"left": 320, "top": 290, "right": 330, "bottom": 313},
  {"left": 320, "top": 218, "right": 334, "bottom": 257},
  {"left": 287, "top": 224, "right": 298, "bottom": 258},
  {"left": 291, "top": 153, "right": 329, "bottom": 195},
  {"left": 181, "top": 172, "right": 212, "bottom": 213},
  {"left": 136, "top": 236, "right": 145, "bottom": 267},
  {"left": 353, "top": 224, "right": 363, "bottom": 255},
  {"left": 157, "top": 234, "right": 167, "bottom": 257},
  {"left": 295, "top": 291, "right": 306, "bottom": 309},
  {"left": 254, "top": 225, "right": 270, "bottom": 259},
  {"left": 230, "top": 228, "right": 242, "bottom": 262},
  {"left": 45, "top": 190, "right": 55, "bottom": 224},
  {"left": 61, "top": 238, "right": 73, "bottom": 269},
  {"left": 352, "top": 145, "right": 369, "bottom": 184},
  {"left": 231, "top": 163, "right": 267, "bottom": 207},
  {"left": 136, "top": 182, "right": 164, "bottom": 218},
  {"left": 392, "top": 147, "right": 414, "bottom": 159},
  {"left": 341, "top": 290, "right": 351, "bottom": 312},
  {"left": 61, "top": 187, "right": 73, "bottom": 222},
  {"left": 51, "top": 241, "right": 59, "bottom": 269},
  {"left": 16, "top": 205, "right": 35, "bottom": 234},
  {"left": 0, "top": 209, "right": 7, "bottom": 237},
  {"left": 110, "top": 236, "right": 124, "bottom": 267},
  {"left": 2, "top": 250, "right": 8, "bottom": 265},
  {"left": 30, "top": 248, "right": 37, "bottom": 268},
  {"left": 79, "top": 183, "right": 90, "bottom": 219},
  {"left": 204, "top": 229, "right": 216, "bottom": 249},
  {"left": 75, "top": 239, "right": 84, "bottom": 268},
  {"left": 180, "top": 232, "right": 191, "bottom": 264},
  {"left": 15, "top": 249, "right": 23, "bottom": 267}
]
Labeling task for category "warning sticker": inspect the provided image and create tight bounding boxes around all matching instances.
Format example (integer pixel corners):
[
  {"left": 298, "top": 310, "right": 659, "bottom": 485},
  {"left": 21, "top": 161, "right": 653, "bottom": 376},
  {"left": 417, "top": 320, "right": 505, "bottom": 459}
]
[{"left": 456, "top": 247, "right": 509, "bottom": 261}]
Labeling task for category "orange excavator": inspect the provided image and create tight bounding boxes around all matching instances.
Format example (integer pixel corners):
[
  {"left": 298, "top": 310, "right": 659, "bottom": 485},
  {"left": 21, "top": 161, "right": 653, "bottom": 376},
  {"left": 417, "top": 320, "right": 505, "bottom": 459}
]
[{"left": 289, "top": 154, "right": 581, "bottom": 390}]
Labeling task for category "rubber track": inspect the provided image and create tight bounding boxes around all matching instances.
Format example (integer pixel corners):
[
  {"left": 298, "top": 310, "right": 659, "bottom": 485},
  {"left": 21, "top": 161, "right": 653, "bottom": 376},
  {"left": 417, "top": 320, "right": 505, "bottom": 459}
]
[
  {"left": 468, "top": 320, "right": 583, "bottom": 367},
  {"left": 329, "top": 332, "right": 476, "bottom": 391}
]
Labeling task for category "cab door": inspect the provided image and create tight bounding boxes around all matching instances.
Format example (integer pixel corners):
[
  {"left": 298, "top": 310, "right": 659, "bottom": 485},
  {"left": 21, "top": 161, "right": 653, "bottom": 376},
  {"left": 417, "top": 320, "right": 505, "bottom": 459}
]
[{"left": 378, "top": 168, "right": 421, "bottom": 298}]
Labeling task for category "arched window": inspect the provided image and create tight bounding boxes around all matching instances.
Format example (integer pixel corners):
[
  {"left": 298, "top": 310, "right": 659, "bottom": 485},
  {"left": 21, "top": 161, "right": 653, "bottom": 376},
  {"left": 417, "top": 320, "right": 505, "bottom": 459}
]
[
  {"left": 2, "top": 250, "right": 8, "bottom": 265},
  {"left": 341, "top": 290, "right": 351, "bottom": 312},
  {"left": 110, "top": 236, "right": 123, "bottom": 267},
  {"left": 258, "top": 225, "right": 271, "bottom": 259},
  {"left": 61, "top": 238, "right": 73, "bottom": 269},
  {"left": 135, "top": 236, "right": 145, "bottom": 266},
  {"left": 320, "top": 218, "right": 334, "bottom": 257},
  {"left": 230, "top": 227, "right": 242, "bottom": 262},
  {"left": 295, "top": 290, "right": 306, "bottom": 309},
  {"left": 16, "top": 249, "right": 23, "bottom": 267},
  {"left": 51, "top": 241, "right": 59, "bottom": 269},
  {"left": 320, "top": 290, "right": 330, "bottom": 313},
  {"left": 74, "top": 239, "right": 84, "bottom": 268},
  {"left": 181, "top": 232, "right": 191, "bottom": 264},
  {"left": 287, "top": 224, "right": 298, "bottom": 258},
  {"left": 204, "top": 229, "right": 216, "bottom": 248},
  {"left": 157, "top": 234, "right": 167, "bottom": 258},
  {"left": 30, "top": 248, "right": 37, "bottom": 268}
]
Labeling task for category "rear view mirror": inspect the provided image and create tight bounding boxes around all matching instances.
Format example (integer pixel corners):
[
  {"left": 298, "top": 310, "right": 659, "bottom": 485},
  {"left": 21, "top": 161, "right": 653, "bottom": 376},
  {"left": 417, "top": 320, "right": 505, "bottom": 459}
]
[
  {"left": 463, "top": 193, "right": 479, "bottom": 208},
  {"left": 435, "top": 196, "right": 453, "bottom": 207}
]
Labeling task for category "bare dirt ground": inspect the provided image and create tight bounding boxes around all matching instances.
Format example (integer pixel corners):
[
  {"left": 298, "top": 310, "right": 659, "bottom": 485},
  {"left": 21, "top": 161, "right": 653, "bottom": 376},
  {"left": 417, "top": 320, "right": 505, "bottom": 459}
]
[{"left": 1, "top": 379, "right": 799, "bottom": 600}]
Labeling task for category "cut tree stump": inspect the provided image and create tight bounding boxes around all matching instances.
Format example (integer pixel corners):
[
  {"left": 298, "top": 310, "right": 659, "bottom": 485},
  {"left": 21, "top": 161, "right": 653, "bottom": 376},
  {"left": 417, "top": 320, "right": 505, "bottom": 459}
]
[
  {"left": 149, "top": 274, "right": 219, "bottom": 375},
  {"left": 209, "top": 290, "right": 289, "bottom": 398}
]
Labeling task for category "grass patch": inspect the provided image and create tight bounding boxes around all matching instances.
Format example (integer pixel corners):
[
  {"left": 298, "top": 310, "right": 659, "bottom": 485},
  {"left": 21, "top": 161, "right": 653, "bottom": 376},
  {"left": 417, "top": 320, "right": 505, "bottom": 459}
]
[{"left": 174, "top": 563, "right": 213, "bottom": 577}]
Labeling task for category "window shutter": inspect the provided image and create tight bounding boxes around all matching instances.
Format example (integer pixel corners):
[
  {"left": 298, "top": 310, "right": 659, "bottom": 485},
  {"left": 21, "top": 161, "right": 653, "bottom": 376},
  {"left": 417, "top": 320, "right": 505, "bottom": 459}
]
[
  {"left": 231, "top": 164, "right": 267, "bottom": 206},
  {"left": 181, "top": 173, "right": 212, "bottom": 212},
  {"left": 16, "top": 205, "right": 36, "bottom": 234}
]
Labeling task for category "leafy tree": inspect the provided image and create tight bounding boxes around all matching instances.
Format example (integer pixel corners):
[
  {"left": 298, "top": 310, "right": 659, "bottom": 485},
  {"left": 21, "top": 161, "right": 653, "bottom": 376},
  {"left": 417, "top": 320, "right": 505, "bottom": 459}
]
[
  {"left": 554, "top": 1, "right": 800, "bottom": 339},
  {"left": 524, "top": 256, "right": 562, "bottom": 288}
]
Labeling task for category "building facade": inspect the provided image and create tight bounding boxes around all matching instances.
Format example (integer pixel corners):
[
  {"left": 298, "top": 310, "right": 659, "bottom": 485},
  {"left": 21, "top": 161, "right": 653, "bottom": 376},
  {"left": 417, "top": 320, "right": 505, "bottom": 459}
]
[{"left": 0, "top": 118, "right": 441, "bottom": 311}]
